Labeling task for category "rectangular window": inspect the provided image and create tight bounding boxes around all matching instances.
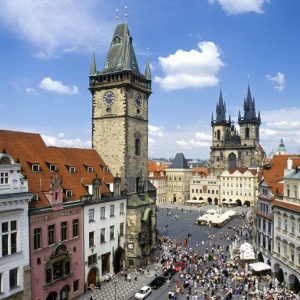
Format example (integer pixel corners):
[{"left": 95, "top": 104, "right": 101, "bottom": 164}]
[
  {"left": 110, "top": 205, "right": 115, "bottom": 217},
  {"left": 69, "top": 167, "right": 76, "bottom": 173},
  {"left": 87, "top": 167, "right": 93, "bottom": 173},
  {"left": 1, "top": 221, "right": 17, "bottom": 256},
  {"left": 88, "top": 254, "right": 97, "bottom": 266},
  {"left": 89, "top": 209, "right": 95, "bottom": 222},
  {"left": 0, "top": 172, "right": 9, "bottom": 184},
  {"left": 9, "top": 268, "right": 18, "bottom": 289},
  {"left": 48, "top": 224, "right": 55, "bottom": 246},
  {"left": 32, "top": 164, "right": 40, "bottom": 172},
  {"left": 73, "top": 279, "right": 79, "bottom": 292},
  {"left": 120, "top": 222, "right": 124, "bottom": 236},
  {"left": 73, "top": 219, "right": 79, "bottom": 238},
  {"left": 110, "top": 226, "right": 114, "bottom": 240},
  {"left": 100, "top": 207, "right": 106, "bottom": 219},
  {"left": 61, "top": 221, "right": 67, "bottom": 241},
  {"left": 49, "top": 164, "right": 57, "bottom": 172},
  {"left": 120, "top": 203, "right": 124, "bottom": 215},
  {"left": 89, "top": 232, "right": 94, "bottom": 247},
  {"left": 100, "top": 228, "right": 105, "bottom": 243}
]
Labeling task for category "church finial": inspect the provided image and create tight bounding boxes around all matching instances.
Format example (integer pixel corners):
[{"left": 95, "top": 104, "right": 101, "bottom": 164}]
[
  {"left": 124, "top": 6, "right": 128, "bottom": 22},
  {"left": 89, "top": 43, "right": 96, "bottom": 76},
  {"left": 116, "top": 9, "right": 119, "bottom": 23},
  {"left": 145, "top": 48, "right": 151, "bottom": 80}
]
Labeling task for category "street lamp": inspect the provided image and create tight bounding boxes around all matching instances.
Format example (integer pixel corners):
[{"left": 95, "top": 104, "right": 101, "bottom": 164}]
[{"left": 113, "top": 279, "right": 118, "bottom": 300}]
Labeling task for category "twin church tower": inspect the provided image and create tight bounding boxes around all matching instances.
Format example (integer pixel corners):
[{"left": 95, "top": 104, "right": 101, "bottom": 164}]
[{"left": 89, "top": 20, "right": 263, "bottom": 185}]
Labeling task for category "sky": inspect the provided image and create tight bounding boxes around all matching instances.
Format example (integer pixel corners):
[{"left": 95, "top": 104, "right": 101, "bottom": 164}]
[{"left": 0, "top": 0, "right": 300, "bottom": 160}]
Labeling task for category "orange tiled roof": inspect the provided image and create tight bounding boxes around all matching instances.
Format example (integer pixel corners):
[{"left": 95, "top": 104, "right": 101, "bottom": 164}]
[
  {"left": 259, "top": 154, "right": 300, "bottom": 196},
  {"left": 272, "top": 199, "right": 300, "bottom": 211},
  {"left": 227, "top": 167, "right": 257, "bottom": 175},
  {"left": 148, "top": 161, "right": 167, "bottom": 179},
  {"left": 0, "top": 130, "right": 114, "bottom": 208},
  {"left": 192, "top": 167, "right": 209, "bottom": 176}
]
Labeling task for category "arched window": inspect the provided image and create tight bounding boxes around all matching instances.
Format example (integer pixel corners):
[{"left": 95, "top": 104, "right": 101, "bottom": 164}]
[
  {"left": 135, "top": 138, "right": 141, "bottom": 156},
  {"left": 294, "top": 185, "right": 298, "bottom": 198},
  {"left": 286, "top": 184, "right": 290, "bottom": 197},
  {"left": 228, "top": 153, "right": 237, "bottom": 169},
  {"left": 217, "top": 130, "right": 220, "bottom": 140}
]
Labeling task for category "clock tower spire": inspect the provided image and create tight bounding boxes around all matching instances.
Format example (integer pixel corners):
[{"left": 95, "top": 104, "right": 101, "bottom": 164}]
[{"left": 89, "top": 21, "right": 152, "bottom": 194}]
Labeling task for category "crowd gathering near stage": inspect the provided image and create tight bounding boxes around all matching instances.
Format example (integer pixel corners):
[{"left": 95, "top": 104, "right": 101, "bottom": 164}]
[{"left": 157, "top": 209, "right": 299, "bottom": 300}]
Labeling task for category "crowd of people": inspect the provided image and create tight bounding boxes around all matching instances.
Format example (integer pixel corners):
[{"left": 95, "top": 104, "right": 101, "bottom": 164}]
[{"left": 157, "top": 210, "right": 298, "bottom": 300}]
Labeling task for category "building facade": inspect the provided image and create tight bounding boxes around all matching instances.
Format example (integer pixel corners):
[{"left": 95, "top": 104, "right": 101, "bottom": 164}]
[
  {"left": 0, "top": 151, "right": 32, "bottom": 300},
  {"left": 166, "top": 153, "right": 193, "bottom": 203},
  {"left": 190, "top": 174, "right": 220, "bottom": 205},
  {"left": 210, "top": 88, "right": 264, "bottom": 176},
  {"left": 220, "top": 168, "right": 258, "bottom": 207},
  {"left": 148, "top": 161, "right": 167, "bottom": 204}
]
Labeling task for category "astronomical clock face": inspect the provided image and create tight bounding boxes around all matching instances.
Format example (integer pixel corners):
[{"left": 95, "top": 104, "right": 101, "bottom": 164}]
[
  {"left": 103, "top": 91, "right": 115, "bottom": 106},
  {"left": 135, "top": 93, "right": 142, "bottom": 108}
]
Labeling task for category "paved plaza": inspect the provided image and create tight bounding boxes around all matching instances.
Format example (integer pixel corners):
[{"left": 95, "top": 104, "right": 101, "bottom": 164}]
[{"left": 76, "top": 203, "right": 252, "bottom": 300}]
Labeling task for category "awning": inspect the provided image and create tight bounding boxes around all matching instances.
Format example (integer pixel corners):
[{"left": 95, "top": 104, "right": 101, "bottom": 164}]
[{"left": 249, "top": 262, "right": 271, "bottom": 272}]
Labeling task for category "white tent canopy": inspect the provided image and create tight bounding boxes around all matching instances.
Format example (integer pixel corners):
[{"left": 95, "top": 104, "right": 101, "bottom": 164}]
[{"left": 249, "top": 262, "right": 271, "bottom": 272}]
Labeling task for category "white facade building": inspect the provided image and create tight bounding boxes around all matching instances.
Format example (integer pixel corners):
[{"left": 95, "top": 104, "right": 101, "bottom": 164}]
[
  {"left": 0, "top": 151, "right": 32, "bottom": 300},
  {"left": 83, "top": 196, "right": 127, "bottom": 285}
]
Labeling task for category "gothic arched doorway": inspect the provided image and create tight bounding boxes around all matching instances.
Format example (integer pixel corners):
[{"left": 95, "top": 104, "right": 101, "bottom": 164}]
[{"left": 257, "top": 252, "right": 264, "bottom": 262}]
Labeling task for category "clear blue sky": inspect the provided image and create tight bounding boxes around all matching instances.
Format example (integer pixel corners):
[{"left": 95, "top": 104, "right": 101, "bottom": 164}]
[{"left": 0, "top": 0, "right": 299, "bottom": 159}]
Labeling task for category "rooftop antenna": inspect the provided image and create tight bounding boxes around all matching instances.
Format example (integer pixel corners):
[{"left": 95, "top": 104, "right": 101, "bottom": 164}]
[
  {"left": 116, "top": 9, "right": 119, "bottom": 23},
  {"left": 125, "top": 6, "right": 128, "bottom": 22}
]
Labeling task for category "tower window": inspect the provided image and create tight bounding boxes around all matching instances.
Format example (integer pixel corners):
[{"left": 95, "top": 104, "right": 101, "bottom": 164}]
[
  {"left": 135, "top": 138, "right": 141, "bottom": 156},
  {"left": 245, "top": 127, "right": 250, "bottom": 138},
  {"left": 217, "top": 130, "right": 220, "bottom": 140}
]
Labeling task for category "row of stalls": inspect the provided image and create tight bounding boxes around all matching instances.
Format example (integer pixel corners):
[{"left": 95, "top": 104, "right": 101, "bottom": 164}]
[{"left": 196, "top": 209, "right": 237, "bottom": 227}]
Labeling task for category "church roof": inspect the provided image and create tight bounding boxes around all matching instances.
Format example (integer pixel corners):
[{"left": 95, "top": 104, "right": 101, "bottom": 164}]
[
  {"left": 169, "top": 153, "right": 190, "bottom": 169},
  {"left": 100, "top": 22, "right": 141, "bottom": 75}
]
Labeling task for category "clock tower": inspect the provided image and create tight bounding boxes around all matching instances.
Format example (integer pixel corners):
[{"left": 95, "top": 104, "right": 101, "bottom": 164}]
[{"left": 89, "top": 22, "right": 152, "bottom": 194}]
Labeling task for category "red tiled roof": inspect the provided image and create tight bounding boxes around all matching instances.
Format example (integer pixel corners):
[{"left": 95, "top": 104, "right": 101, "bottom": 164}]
[
  {"left": 259, "top": 154, "right": 300, "bottom": 196},
  {"left": 227, "top": 167, "right": 257, "bottom": 175},
  {"left": 0, "top": 130, "right": 114, "bottom": 208},
  {"left": 192, "top": 167, "right": 209, "bottom": 176},
  {"left": 148, "top": 161, "right": 167, "bottom": 179},
  {"left": 272, "top": 199, "right": 300, "bottom": 211}
]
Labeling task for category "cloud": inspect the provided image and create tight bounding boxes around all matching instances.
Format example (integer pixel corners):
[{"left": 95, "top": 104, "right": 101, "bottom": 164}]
[
  {"left": 25, "top": 87, "right": 37, "bottom": 94},
  {"left": 154, "top": 41, "right": 224, "bottom": 91},
  {"left": 39, "top": 78, "right": 79, "bottom": 95},
  {"left": 208, "top": 0, "right": 270, "bottom": 15},
  {"left": 0, "top": 0, "right": 113, "bottom": 58},
  {"left": 42, "top": 133, "right": 91, "bottom": 148},
  {"left": 177, "top": 139, "right": 211, "bottom": 149},
  {"left": 266, "top": 72, "right": 285, "bottom": 92},
  {"left": 149, "top": 125, "right": 165, "bottom": 137}
]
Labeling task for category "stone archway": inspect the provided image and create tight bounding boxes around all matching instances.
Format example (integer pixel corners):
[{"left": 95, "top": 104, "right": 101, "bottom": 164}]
[
  {"left": 207, "top": 197, "right": 212, "bottom": 204},
  {"left": 46, "top": 291, "right": 58, "bottom": 300},
  {"left": 60, "top": 285, "right": 70, "bottom": 300},
  {"left": 257, "top": 252, "right": 264, "bottom": 262},
  {"left": 244, "top": 200, "right": 251, "bottom": 207},
  {"left": 236, "top": 199, "right": 242, "bottom": 206},
  {"left": 288, "top": 274, "right": 300, "bottom": 292},
  {"left": 214, "top": 198, "right": 218, "bottom": 205}
]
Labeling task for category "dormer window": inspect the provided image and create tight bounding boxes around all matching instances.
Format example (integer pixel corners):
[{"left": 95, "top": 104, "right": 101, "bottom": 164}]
[
  {"left": 49, "top": 164, "right": 57, "bottom": 172},
  {"left": 87, "top": 166, "right": 93, "bottom": 173},
  {"left": 103, "top": 166, "right": 109, "bottom": 172},
  {"left": 65, "top": 190, "right": 73, "bottom": 198},
  {"left": 32, "top": 164, "right": 40, "bottom": 172},
  {"left": 0, "top": 172, "right": 9, "bottom": 184},
  {"left": 68, "top": 166, "right": 76, "bottom": 173},
  {"left": 31, "top": 194, "right": 39, "bottom": 202}
]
